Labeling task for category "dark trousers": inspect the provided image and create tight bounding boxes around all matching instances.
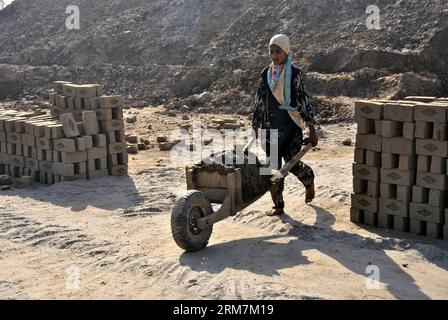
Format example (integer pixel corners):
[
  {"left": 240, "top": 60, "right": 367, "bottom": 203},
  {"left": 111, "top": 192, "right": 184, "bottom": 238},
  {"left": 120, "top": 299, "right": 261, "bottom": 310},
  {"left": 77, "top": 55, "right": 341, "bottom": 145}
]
[{"left": 262, "top": 126, "right": 315, "bottom": 210}]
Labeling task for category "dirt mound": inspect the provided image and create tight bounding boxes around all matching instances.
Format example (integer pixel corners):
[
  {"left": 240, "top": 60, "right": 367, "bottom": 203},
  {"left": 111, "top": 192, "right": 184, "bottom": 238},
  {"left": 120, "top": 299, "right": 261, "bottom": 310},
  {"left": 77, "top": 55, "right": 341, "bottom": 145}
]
[{"left": 0, "top": 0, "right": 447, "bottom": 114}]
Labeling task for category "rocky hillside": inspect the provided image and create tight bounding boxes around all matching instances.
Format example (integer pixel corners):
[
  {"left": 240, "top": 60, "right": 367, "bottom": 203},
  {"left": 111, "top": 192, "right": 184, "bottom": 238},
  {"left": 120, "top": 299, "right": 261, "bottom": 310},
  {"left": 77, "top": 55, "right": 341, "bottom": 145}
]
[{"left": 0, "top": 0, "right": 447, "bottom": 116}]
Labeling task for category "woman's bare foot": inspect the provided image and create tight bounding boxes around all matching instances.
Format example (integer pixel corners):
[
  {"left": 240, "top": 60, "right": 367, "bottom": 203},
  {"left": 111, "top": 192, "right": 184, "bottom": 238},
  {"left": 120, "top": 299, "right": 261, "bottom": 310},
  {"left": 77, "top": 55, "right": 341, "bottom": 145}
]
[{"left": 305, "top": 183, "right": 315, "bottom": 204}]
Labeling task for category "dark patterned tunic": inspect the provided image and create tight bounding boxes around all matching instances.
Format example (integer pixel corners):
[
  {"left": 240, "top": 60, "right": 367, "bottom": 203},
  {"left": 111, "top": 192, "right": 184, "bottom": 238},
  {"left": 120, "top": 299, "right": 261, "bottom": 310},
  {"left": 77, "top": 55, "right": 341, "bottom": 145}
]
[{"left": 251, "top": 65, "right": 316, "bottom": 208}]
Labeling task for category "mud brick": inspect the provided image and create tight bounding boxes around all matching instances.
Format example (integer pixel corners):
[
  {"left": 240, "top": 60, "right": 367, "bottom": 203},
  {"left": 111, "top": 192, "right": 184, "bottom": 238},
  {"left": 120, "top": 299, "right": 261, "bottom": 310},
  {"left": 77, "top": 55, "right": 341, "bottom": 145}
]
[
  {"left": 381, "top": 168, "right": 414, "bottom": 186},
  {"left": 7, "top": 132, "right": 21, "bottom": 144},
  {"left": 383, "top": 103, "right": 414, "bottom": 122},
  {"left": 379, "top": 198, "right": 409, "bottom": 217},
  {"left": 14, "top": 120, "right": 26, "bottom": 133},
  {"left": 59, "top": 96, "right": 68, "bottom": 109},
  {"left": 49, "top": 125, "right": 64, "bottom": 139},
  {"left": 83, "top": 97, "right": 91, "bottom": 109},
  {"left": 74, "top": 97, "right": 83, "bottom": 109},
  {"left": 374, "top": 121, "right": 382, "bottom": 136},
  {"left": 108, "top": 153, "right": 128, "bottom": 167},
  {"left": 365, "top": 151, "right": 381, "bottom": 167},
  {"left": 24, "top": 158, "right": 39, "bottom": 171},
  {"left": 9, "top": 166, "right": 21, "bottom": 178},
  {"left": 39, "top": 161, "right": 54, "bottom": 173},
  {"left": 428, "top": 189, "right": 446, "bottom": 207},
  {"left": 62, "top": 84, "right": 77, "bottom": 97},
  {"left": 0, "top": 131, "right": 5, "bottom": 142},
  {"left": 75, "top": 137, "right": 87, "bottom": 151},
  {"left": 66, "top": 97, "right": 75, "bottom": 110},
  {"left": 110, "top": 165, "right": 127, "bottom": 176},
  {"left": 60, "top": 113, "right": 80, "bottom": 138},
  {"left": 87, "top": 169, "right": 108, "bottom": 180},
  {"left": 33, "top": 123, "right": 47, "bottom": 137},
  {"left": 111, "top": 107, "right": 123, "bottom": 120},
  {"left": 92, "top": 134, "right": 107, "bottom": 147},
  {"left": 351, "top": 194, "right": 378, "bottom": 212},
  {"left": 350, "top": 208, "right": 364, "bottom": 223},
  {"left": 106, "top": 130, "right": 126, "bottom": 144},
  {"left": 380, "top": 183, "right": 397, "bottom": 199},
  {"left": 354, "top": 100, "right": 383, "bottom": 120},
  {"left": 49, "top": 92, "right": 56, "bottom": 105},
  {"left": 354, "top": 148, "right": 366, "bottom": 164},
  {"left": 417, "top": 155, "right": 430, "bottom": 171},
  {"left": 402, "top": 122, "right": 415, "bottom": 139},
  {"left": 87, "top": 147, "right": 107, "bottom": 160},
  {"left": 8, "top": 155, "right": 23, "bottom": 167},
  {"left": 12, "top": 176, "right": 33, "bottom": 188},
  {"left": 72, "top": 162, "right": 86, "bottom": 175},
  {"left": 364, "top": 211, "right": 378, "bottom": 226},
  {"left": 381, "top": 120, "right": 403, "bottom": 138},
  {"left": 416, "top": 139, "right": 448, "bottom": 157},
  {"left": 36, "top": 137, "right": 52, "bottom": 150},
  {"left": 395, "top": 185, "right": 411, "bottom": 202},
  {"left": 108, "top": 142, "right": 127, "bottom": 155},
  {"left": 355, "top": 134, "right": 382, "bottom": 153},
  {"left": 445, "top": 225, "right": 448, "bottom": 241},
  {"left": 356, "top": 118, "right": 375, "bottom": 134},
  {"left": 416, "top": 171, "right": 447, "bottom": 191},
  {"left": 7, "top": 143, "right": 23, "bottom": 156},
  {"left": 414, "top": 103, "right": 447, "bottom": 122},
  {"left": 76, "top": 121, "right": 84, "bottom": 135},
  {"left": 398, "top": 155, "right": 416, "bottom": 171},
  {"left": 367, "top": 181, "right": 380, "bottom": 197},
  {"left": 75, "top": 84, "right": 101, "bottom": 98},
  {"left": 4, "top": 119, "right": 16, "bottom": 132},
  {"left": 0, "top": 153, "right": 10, "bottom": 165},
  {"left": 37, "top": 149, "right": 47, "bottom": 161},
  {"left": 433, "top": 122, "right": 448, "bottom": 141},
  {"left": 54, "top": 138, "right": 76, "bottom": 153},
  {"left": 353, "top": 178, "right": 367, "bottom": 194},
  {"left": 82, "top": 135, "right": 93, "bottom": 149},
  {"left": 426, "top": 222, "right": 443, "bottom": 239},
  {"left": 414, "top": 121, "right": 433, "bottom": 139},
  {"left": 99, "top": 120, "right": 124, "bottom": 132},
  {"left": 382, "top": 137, "right": 415, "bottom": 155},
  {"left": 54, "top": 81, "right": 72, "bottom": 94},
  {"left": 82, "top": 111, "right": 99, "bottom": 135},
  {"left": 95, "top": 108, "right": 112, "bottom": 121},
  {"left": 393, "top": 216, "right": 410, "bottom": 232},
  {"left": 90, "top": 97, "right": 100, "bottom": 109},
  {"left": 87, "top": 158, "right": 107, "bottom": 171},
  {"left": 99, "top": 96, "right": 124, "bottom": 109},
  {"left": 21, "top": 134, "right": 35, "bottom": 147},
  {"left": 410, "top": 203, "right": 444, "bottom": 224},
  {"left": 378, "top": 213, "right": 392, "bottom": 229},
  {"left": 0, "top": 142, "right": 7, "bottom": 154},
  {"left": 430, "top": 156, "right": 446, "bottom": 174},
  {"left": 353, "top": 164, "right": 380, "bottom": 183},
  {"left": 54, "top": 163, "right": 75, "bottom": 176},
  {"left": 61, "top": 150, "right": 87, "bottom": 164}
]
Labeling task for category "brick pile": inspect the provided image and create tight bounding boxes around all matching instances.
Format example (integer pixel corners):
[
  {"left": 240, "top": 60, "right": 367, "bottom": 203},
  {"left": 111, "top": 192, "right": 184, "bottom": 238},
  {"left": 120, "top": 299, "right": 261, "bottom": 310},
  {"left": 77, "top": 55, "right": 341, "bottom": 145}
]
[
  {"left": 0, "top": 81, "right": 128, "bottom": 188},
  {"left": 351, "top": 96, "right": 448, "bottom": 241}
]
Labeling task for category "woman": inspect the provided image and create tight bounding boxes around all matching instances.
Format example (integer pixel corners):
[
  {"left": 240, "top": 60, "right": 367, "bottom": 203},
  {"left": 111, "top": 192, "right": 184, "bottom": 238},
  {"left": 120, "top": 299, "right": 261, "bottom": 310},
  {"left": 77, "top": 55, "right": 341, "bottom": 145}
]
[{"left": 252, "top": 34, "right": 318, "bottom": 216}]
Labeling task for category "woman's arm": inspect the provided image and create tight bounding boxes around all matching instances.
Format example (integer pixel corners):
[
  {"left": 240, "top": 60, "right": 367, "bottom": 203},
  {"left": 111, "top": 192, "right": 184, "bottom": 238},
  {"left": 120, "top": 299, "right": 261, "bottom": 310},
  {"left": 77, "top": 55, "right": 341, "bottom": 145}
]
[
  {"left": 251, "top": 77, "right": 266, "bottom": 133},
  {"left": 295, "top": 69, "right": 316, "bottom": 126},
  {"left": 296, "top": 69, "right": 318, "bottom": 146}
]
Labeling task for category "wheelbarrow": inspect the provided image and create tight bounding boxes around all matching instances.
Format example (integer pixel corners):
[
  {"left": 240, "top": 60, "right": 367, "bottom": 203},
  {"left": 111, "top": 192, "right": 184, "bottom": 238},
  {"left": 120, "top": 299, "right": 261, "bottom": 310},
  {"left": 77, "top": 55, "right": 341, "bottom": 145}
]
[{"left": 171, "top": 136, "right": 313, "bottom": 252}]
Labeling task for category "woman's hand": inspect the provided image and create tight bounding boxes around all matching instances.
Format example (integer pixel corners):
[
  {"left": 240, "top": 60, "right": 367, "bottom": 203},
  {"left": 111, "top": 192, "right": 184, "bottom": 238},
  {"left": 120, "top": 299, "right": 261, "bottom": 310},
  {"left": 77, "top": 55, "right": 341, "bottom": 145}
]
[{"left": 309, "top": 125, "right": 318, "bottom": 147}]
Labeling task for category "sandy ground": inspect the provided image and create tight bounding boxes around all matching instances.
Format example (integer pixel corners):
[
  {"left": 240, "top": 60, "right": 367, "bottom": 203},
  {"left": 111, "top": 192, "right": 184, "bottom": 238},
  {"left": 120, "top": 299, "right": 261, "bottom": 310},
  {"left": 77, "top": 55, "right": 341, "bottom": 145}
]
[{"left": 1, "top": 107, "right": 448, "bottom": 300}]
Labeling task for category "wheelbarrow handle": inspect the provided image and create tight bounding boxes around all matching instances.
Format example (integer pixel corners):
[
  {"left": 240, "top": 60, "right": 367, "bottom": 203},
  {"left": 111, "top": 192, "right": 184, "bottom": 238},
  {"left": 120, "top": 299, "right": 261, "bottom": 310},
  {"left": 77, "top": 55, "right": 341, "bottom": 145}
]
[{"left": 272, "top": 140, "right": 313, "bottom": 183}]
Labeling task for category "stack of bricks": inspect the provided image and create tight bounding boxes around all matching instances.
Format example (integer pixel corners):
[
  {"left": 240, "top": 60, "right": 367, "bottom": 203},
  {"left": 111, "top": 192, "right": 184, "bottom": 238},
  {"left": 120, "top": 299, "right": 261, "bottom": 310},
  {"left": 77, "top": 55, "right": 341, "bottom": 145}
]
[
  {"left": 351, "top": 96, "right": 448, "bottom": 241},
  {"left": 0, "top": 81, "right": 128, "bottom": 187}
]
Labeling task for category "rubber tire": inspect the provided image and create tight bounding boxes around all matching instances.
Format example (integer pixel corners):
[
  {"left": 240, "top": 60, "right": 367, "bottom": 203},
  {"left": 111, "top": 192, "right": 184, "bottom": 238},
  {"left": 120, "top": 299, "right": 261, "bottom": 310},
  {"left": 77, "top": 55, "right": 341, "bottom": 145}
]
[{"left": 171, "top": 190, "right": 213, "bottom": 252}]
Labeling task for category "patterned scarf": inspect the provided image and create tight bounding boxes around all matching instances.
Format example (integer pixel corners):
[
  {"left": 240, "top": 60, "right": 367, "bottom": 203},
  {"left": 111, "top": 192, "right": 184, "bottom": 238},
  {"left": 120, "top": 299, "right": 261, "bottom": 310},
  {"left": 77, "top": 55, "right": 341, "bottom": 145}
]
[
  {"left": 267, "top": 54, "right": 305, "bottom": 127},
  {"left": 267, "top": 55, "right": 295, "bottom": 112}
]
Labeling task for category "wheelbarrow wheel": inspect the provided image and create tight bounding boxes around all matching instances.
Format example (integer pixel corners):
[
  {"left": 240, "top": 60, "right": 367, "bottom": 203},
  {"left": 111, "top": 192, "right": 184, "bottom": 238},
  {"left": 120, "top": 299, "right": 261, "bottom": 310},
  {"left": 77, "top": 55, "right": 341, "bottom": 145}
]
[{"left": 171, "top": 190, "right": 213, "bottom": 252}]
